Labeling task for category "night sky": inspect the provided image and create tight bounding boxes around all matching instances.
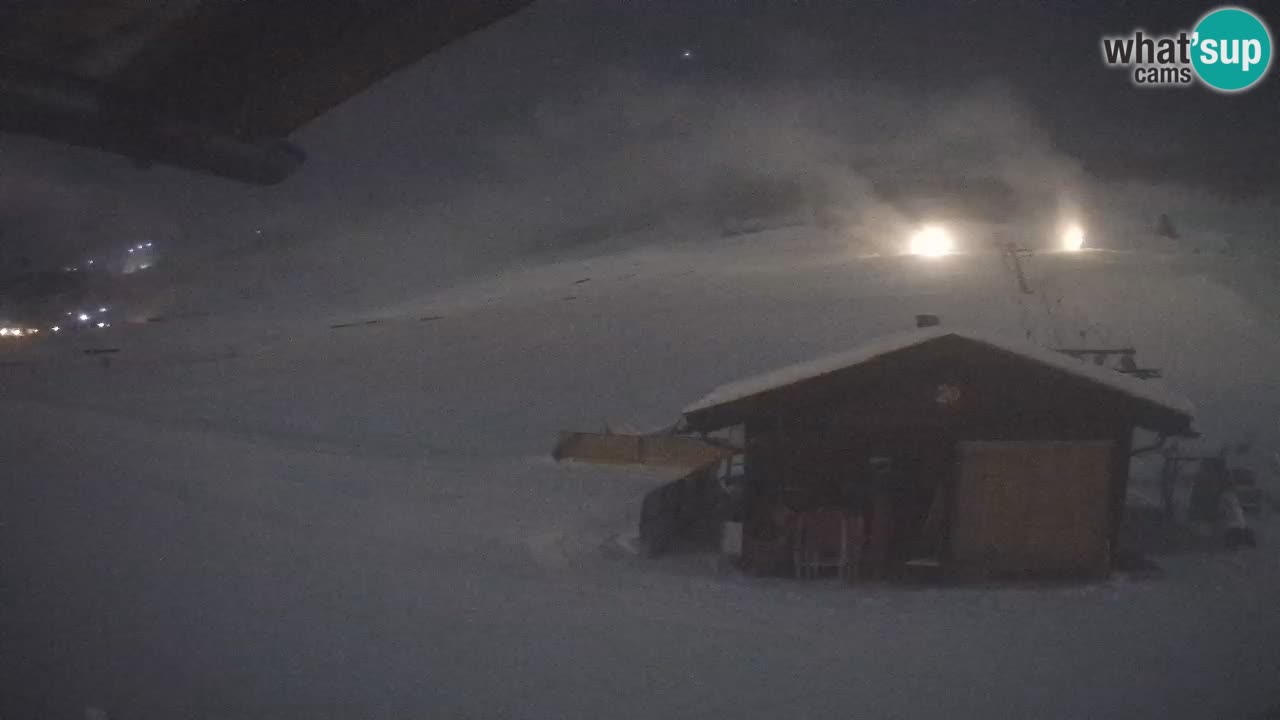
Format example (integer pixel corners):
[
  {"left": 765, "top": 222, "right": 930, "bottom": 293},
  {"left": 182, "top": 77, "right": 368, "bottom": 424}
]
[{"left": 2, "top": 0, "right": 1276, "bottom": 270}]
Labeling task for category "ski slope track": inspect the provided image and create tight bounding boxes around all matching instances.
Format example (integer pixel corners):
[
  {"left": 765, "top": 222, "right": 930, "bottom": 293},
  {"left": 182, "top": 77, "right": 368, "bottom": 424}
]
[{"left": 3, "top": 228, "right": 1280, "bottom": 719}]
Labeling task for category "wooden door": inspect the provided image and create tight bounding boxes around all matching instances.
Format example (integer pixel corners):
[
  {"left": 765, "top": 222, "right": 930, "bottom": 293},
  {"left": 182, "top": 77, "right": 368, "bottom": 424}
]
[{"left": 952, "top": 441, "right": 1113, "bottom": 578}]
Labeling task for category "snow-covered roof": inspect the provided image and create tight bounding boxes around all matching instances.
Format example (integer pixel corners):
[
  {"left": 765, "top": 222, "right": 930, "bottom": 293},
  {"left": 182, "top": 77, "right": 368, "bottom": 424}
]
[{"left": 684, "top": 327, "right": 1194, "bottom": 418}]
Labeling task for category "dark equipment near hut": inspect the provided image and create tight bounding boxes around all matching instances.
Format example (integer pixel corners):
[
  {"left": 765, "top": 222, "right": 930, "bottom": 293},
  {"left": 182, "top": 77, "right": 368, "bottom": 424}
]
[{"left": 1172, "top": 450, "right": 1262, "bottom": 549}]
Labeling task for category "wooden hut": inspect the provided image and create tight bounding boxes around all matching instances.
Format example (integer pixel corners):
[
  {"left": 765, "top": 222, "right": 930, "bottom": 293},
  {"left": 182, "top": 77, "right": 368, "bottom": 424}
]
[{"left": 682, "top": 328, "right": 1194, "bottom": 580}]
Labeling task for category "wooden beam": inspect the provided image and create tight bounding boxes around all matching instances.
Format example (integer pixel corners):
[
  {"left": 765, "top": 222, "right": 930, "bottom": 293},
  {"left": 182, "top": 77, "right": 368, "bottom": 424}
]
[{"left": 1108, "top": 427, "right": 1134, "bottom": 570}]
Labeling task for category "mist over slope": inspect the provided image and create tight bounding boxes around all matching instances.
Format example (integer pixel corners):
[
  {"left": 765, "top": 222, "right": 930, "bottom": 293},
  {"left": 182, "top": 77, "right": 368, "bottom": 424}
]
[
  {"left": 5, "top": 3, "right": 1279, "bottom": 466},
  {"left": 6, "top": 3, "right": 1277, "bottom": 329},
  {"left": 105, "top": 64, "right": 1274, "bottom": 330},
  {"left": 10, "top": 229, "right": 1280, "bottom": 473},
  {"left": 3, "top": 68, "right": 1080, "bottom": 319},
  {"left": 8, "top": 44, "right": 1280, "bottom": 464}
]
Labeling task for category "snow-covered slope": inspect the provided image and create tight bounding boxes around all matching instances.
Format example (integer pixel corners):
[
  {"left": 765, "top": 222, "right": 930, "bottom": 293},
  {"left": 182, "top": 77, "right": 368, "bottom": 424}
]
[
  {"left": 4, "top": 226, "right": 1280, "bottom": 719},
  {"left": 7, "top": 227, "right": 1279, "bottom": 458}
]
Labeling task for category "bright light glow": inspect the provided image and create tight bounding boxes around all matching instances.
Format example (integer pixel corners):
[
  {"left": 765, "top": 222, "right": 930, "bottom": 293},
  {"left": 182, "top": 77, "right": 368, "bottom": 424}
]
[
  {"left": 99, "top": 307, "right": 107, "bottom": 313},
  {"left": 28, "top": 328, "right": 38, "bottom": 334},
  {"left": 139, "top": 264, "right": 151, "bottom": 270},
  {"left": 1062, "top": 224, "right": 1086, "bottom": 252},
  {"left": 87, "top": 260, "right": 94, "bottom": 264},
  {"left": 128, "top": 248, "right": 134, "bottom": 253},
  {"left": 97, "top": 322, "right": 106, "bottom": 328},
  {"left": 908, "top": 224, "right": 955, "bottom": 257},
  {"left": 146, "top": 242, "right": 153, "bottom": 247},
  {"left": 52, "top": 326, "right": 60, "bottom": 332},
  {"left": 78, "top": 313, "right": 90, "bottom": 322},
  {"left": 0, "top": 329, "right": 9, "bottom": 336}
]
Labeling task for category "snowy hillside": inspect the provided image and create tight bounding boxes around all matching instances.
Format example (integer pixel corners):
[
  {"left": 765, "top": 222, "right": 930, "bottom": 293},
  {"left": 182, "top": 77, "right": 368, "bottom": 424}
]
[
  {"left": 6, "top": 0, "right": 1280, "bottom": 714},
  {"left": 8, "top": 226, "right": 1280, "bottom": 459},
  {"left": 4, "top": 225, "right": 1280, "bottom": 719}
]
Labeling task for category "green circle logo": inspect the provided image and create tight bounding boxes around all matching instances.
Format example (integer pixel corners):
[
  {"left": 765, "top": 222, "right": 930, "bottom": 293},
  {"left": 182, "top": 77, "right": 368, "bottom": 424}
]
[{"left": 1192, "top": 7, "right": 1272, "bottom": 92}]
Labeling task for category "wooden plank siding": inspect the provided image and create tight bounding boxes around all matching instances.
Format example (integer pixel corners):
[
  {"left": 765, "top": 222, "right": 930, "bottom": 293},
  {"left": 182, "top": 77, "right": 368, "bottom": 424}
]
[{"left": 951, "top": 441, "right": 1114, "bottom": 578}]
